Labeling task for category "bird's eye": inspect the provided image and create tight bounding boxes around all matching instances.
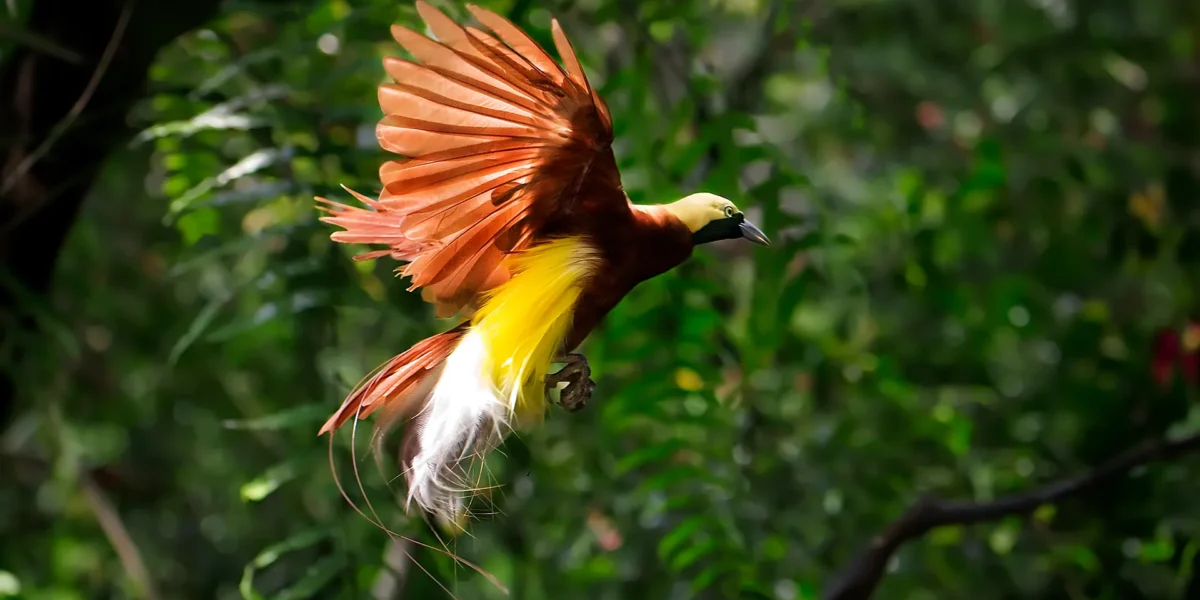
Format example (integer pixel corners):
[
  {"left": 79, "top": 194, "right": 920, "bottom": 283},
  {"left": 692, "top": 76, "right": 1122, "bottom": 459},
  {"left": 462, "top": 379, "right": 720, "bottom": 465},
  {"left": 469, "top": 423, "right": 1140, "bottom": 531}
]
[{"left": 724, "top": 206, "right": 735, "bottom": 217}]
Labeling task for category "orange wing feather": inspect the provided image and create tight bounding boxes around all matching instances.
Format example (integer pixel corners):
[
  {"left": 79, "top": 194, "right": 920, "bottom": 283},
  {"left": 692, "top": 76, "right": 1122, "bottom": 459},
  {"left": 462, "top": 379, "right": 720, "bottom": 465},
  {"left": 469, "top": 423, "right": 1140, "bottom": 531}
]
[{"left": 319, "top": 1, "right": 624, "bottom": 317}]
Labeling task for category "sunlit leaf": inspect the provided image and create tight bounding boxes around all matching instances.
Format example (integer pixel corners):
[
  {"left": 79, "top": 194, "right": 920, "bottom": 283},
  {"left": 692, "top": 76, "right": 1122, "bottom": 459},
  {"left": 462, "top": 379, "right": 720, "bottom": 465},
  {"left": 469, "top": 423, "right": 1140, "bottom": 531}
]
[
  {"left": 133, "top": 111, "right": 264, "bottom": 144},
  {"left": 0, "top": 571, "right": 20, "bottom": 597},
  {"left": 177, "top": 207, "right": 220, "bottom": 245},
  {"left": 168, "top": 147, "right": 292, "bottom": 218},
  {"left": 240, "top": 454, "right": 313, "bottom": 502}
]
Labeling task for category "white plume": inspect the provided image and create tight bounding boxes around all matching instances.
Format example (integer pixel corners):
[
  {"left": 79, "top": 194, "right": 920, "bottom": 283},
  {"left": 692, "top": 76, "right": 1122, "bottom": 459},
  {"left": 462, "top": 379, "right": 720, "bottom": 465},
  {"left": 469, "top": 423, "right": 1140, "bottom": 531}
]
[{"left": 404, "top": 329, "right": 507, "bottom": 523}]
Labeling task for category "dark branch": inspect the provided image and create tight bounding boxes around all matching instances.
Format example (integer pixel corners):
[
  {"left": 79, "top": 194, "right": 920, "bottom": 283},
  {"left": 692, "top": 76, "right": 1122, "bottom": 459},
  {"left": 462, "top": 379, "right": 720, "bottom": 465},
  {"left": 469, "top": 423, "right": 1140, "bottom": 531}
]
[{"left": 824, "top": 431, "right": 1200, "bottom": 600}]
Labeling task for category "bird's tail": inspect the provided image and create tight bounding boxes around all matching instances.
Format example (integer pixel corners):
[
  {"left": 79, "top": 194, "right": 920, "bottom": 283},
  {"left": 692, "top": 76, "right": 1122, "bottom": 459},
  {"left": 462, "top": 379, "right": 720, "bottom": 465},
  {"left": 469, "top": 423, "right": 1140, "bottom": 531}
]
[
  {"left": 321, "top": 237, "right": 602, "bottom": 524},
  {"left": 319, "top": 322, "right": 508, "bottom": 525}
]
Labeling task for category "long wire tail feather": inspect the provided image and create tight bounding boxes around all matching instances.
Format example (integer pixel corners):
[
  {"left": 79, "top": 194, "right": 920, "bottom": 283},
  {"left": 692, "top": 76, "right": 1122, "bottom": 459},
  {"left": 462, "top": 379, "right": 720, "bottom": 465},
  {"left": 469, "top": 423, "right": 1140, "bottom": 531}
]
[{"left": 325, "top": 422, "right": 509, "bottom": 597}]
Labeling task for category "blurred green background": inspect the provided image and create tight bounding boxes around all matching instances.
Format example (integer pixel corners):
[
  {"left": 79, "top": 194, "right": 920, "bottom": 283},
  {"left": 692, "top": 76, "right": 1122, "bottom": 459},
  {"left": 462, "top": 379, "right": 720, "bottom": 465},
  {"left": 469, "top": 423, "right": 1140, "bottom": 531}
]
[{"left": 3, "top": 0, "right": 1200, "bottom": 598}]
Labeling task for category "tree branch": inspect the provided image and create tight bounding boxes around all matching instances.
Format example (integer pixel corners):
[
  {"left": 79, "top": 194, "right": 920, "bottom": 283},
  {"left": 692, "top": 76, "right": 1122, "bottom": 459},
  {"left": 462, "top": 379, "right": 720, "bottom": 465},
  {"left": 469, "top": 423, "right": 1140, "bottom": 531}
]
[
  {"left": 79, "top": 472, "right": 161, "bottom": 600},
  {"left": 824, "top": 431, "right": 1200, "bottom": 600}
]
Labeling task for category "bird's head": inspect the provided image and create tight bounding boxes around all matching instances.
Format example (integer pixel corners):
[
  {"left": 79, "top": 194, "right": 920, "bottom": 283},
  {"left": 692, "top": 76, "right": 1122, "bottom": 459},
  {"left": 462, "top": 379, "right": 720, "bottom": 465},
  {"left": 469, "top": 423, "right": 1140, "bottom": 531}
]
[{"left": 663, "top": 193, "right": 771, "bottom": 247}]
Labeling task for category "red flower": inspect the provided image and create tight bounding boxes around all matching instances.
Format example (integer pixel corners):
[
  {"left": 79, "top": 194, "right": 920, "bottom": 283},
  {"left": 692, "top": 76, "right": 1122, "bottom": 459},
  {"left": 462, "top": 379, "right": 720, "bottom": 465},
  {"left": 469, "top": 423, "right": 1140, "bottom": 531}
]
[
  {"left": 1152, "top": 328, "right": 1180, "bottom": 388},
  {"left": 1152, "top": 324, "right": 1200, "bottom": 388}
]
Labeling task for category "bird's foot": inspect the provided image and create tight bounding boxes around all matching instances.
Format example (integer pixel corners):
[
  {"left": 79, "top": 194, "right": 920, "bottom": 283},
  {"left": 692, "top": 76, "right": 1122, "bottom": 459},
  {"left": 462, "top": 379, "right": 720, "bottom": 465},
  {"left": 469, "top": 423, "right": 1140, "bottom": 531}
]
[{"left": 546, "top": 353, "right": 594, "bottom": 412}]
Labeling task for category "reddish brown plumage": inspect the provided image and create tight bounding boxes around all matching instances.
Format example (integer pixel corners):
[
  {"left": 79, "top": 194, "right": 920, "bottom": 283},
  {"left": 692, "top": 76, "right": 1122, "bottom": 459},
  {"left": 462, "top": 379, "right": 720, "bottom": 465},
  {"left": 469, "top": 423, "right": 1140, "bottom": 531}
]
[
  {"left": 320, "top": 1, "right": 622, "bottom": 317},
  {"left": 317, "top": 2, "right": 696, "bottom": 438},
  {"left": 318, "top": 324, "right": 466, "bottom": 435}
]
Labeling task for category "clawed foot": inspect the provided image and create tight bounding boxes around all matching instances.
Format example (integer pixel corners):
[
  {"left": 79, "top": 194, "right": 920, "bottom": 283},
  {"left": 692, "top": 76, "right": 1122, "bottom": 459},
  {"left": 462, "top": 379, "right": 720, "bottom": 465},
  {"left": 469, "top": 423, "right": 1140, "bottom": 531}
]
[{"left": 545, "top": 353, "right": 595, "bottom": 412}]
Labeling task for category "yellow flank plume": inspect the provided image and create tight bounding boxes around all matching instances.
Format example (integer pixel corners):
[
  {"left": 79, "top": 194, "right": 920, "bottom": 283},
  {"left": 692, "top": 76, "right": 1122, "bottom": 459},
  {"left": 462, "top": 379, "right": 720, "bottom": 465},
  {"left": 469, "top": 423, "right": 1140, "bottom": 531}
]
[{"left": 471, "top": 236, "right": 600, "bottom": 425}]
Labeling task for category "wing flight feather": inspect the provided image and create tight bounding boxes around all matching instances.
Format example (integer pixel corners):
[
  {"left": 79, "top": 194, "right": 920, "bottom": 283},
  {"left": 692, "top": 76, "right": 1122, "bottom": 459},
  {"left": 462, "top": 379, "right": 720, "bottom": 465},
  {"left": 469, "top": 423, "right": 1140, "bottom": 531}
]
[{"left": 319, "top": 1, "right": 624, "bottom": 316}]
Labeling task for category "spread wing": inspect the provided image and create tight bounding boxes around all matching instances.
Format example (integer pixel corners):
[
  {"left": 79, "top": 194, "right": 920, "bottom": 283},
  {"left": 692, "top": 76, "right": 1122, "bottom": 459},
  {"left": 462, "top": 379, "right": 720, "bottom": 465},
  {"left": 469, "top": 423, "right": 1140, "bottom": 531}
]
[{"left": 318, "top": 1, "right": 625, "bottom": 316}]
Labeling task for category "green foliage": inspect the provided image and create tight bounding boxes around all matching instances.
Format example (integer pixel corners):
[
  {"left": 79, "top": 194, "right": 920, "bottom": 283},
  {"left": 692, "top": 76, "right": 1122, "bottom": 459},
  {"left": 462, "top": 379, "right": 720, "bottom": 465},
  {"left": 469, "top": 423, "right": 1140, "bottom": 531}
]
[{"left": 3, "top": 0, "right": 1200, "bottom": 599}]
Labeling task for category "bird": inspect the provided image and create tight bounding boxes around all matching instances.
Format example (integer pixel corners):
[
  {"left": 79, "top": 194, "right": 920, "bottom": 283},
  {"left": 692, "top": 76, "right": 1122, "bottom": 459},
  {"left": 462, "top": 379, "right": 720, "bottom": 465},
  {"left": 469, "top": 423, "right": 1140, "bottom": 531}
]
[{"left": 316, "top": 0, "right": 770, "bottom": 526}]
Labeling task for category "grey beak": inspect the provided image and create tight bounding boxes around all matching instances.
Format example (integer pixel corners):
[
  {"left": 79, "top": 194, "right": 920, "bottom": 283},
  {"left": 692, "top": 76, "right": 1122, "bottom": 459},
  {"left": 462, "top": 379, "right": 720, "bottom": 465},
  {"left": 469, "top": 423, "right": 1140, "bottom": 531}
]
[{"left": 739, "top": 220, "right": 771, "bottom": 246}]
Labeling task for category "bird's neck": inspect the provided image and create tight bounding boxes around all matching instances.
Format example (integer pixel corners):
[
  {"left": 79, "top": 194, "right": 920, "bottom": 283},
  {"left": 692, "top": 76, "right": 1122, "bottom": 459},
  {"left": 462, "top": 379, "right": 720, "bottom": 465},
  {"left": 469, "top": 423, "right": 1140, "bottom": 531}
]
[
  {"left": 655, "top": 201, "right": 709, "bottom": 233},
  {"left": 626, "top": 203, "right": 695, "bottom": 270},
  {"left": 630, "top": 203, "right": 688, "bottom": 233}
]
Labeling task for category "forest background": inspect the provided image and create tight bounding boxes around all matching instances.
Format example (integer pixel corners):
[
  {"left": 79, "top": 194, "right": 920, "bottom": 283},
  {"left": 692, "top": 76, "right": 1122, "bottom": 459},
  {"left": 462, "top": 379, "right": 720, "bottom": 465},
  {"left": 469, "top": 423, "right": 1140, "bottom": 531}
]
[{"left": 2, "top": 0, "right": 1200, "bottom": 598}]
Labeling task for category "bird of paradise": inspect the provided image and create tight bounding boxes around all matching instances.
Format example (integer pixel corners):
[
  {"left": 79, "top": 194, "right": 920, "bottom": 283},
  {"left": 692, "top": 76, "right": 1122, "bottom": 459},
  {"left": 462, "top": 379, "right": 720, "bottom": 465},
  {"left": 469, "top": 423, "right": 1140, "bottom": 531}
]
[{"left": 317, "top": 1, "right": 770, "bottom": 527}]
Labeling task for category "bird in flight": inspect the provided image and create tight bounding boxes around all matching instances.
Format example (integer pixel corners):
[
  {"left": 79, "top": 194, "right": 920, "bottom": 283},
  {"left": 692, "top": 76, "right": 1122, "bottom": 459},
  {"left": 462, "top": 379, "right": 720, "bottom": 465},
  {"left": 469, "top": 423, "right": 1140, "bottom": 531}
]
[{"left": 316, "top": 0, "right": 770, "bottom": 525}]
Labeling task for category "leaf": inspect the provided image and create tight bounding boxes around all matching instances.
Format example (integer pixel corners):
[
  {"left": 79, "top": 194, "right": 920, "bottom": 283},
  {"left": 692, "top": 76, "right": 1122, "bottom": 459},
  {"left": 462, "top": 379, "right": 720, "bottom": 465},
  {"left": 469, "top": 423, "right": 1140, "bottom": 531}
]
[
  {"left": 133, "top": 111, "right": 264, "bottom": 145},
  {"left": 199, "top": 181, "right": 295, "bottom": 210},
  {"left": 240, "top": 527, "right": 335, "bottom": 600},
  {"left": 253, "top": 528, "right": 333, "bottom": 569},
  {"left": 1141, "top": 537, "right": 1175, "bottom": 563},
  {"left": 670, "top": 538, "right": 717, "bottom": 572},
  {"left": 1177, "top": 540, "right": 1199, "bottom": 591},
  {"left": 240, "top": 454, "right": 311, "bottom": 502},
  {"left": 663, "top": 493, "right": 701, "bottom": 513},
  {"left": 168, "top": 232, "right": 270, "bottom": 278},
  {"left": 274, "top": 554, "right": 345, "bottom": 600},
  {"left": 689, "top": 563, "right": 729, "bottom": 595},
  {"left": 1167, "top": 405, "right": 1200, "bottom": 441},
  {"left": 0, "top": 570, "right": 20, "bottom": 596},
  {"left": 0, "top": 269, "right": 81, "bottom": 361},
  {"left": 674, "top": 367, "right": 706, "bottom": 392},
  {"left": 658, "top": 516, "right": 706, "bottom": 562},
  {"left": 739, "top": 580, "right": 779, "bottom": 599},
  {"left": 190, "top": 50, "right": 285, "bottom": 99},
  {"left": 1071, "top": 547, "right": 1100, "bottom": 573},
  {"left": 680, "top": 309, "right": 723, "bottom": 340},
  {"left": 222, "top": 404, "right": 329, "bottom": 431},
  {"left": 988, "top": 523, "right": 1017, "bottom": 555},
  {"left": 177, "top": 207, "right": 220, "bottom": 245},
  {"left": 634, "top": 465, "right": 714, "bottom": 497},
  {"left": 0, "top": 18, "right": 83, "bottom": 63},
  {"left": 205, "top": 291, "right": 331, "bottom": 342},
  {"left": 1033, "top": 504, "right": 1056, "bottom": 524},
  {"left": 930, "top": 525, "right": 963, "bottom": 546},
  {"left": 167, "top": 147, "right": 292, "bottom": 219},
  {"left": 613, "top": 440, "right": 685, "bottom": 475},
  {"left": 945, "top": 417, "right": 973, "bottom": 456},
  {"left": 168, "top": 292, "right": 230, "bottom": 366},
  {"left": 168, "top": 223, "right": 313, "bottom": 279},
  {"left": 648, "top": 20, "right": 675, "bottom": 42}
]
